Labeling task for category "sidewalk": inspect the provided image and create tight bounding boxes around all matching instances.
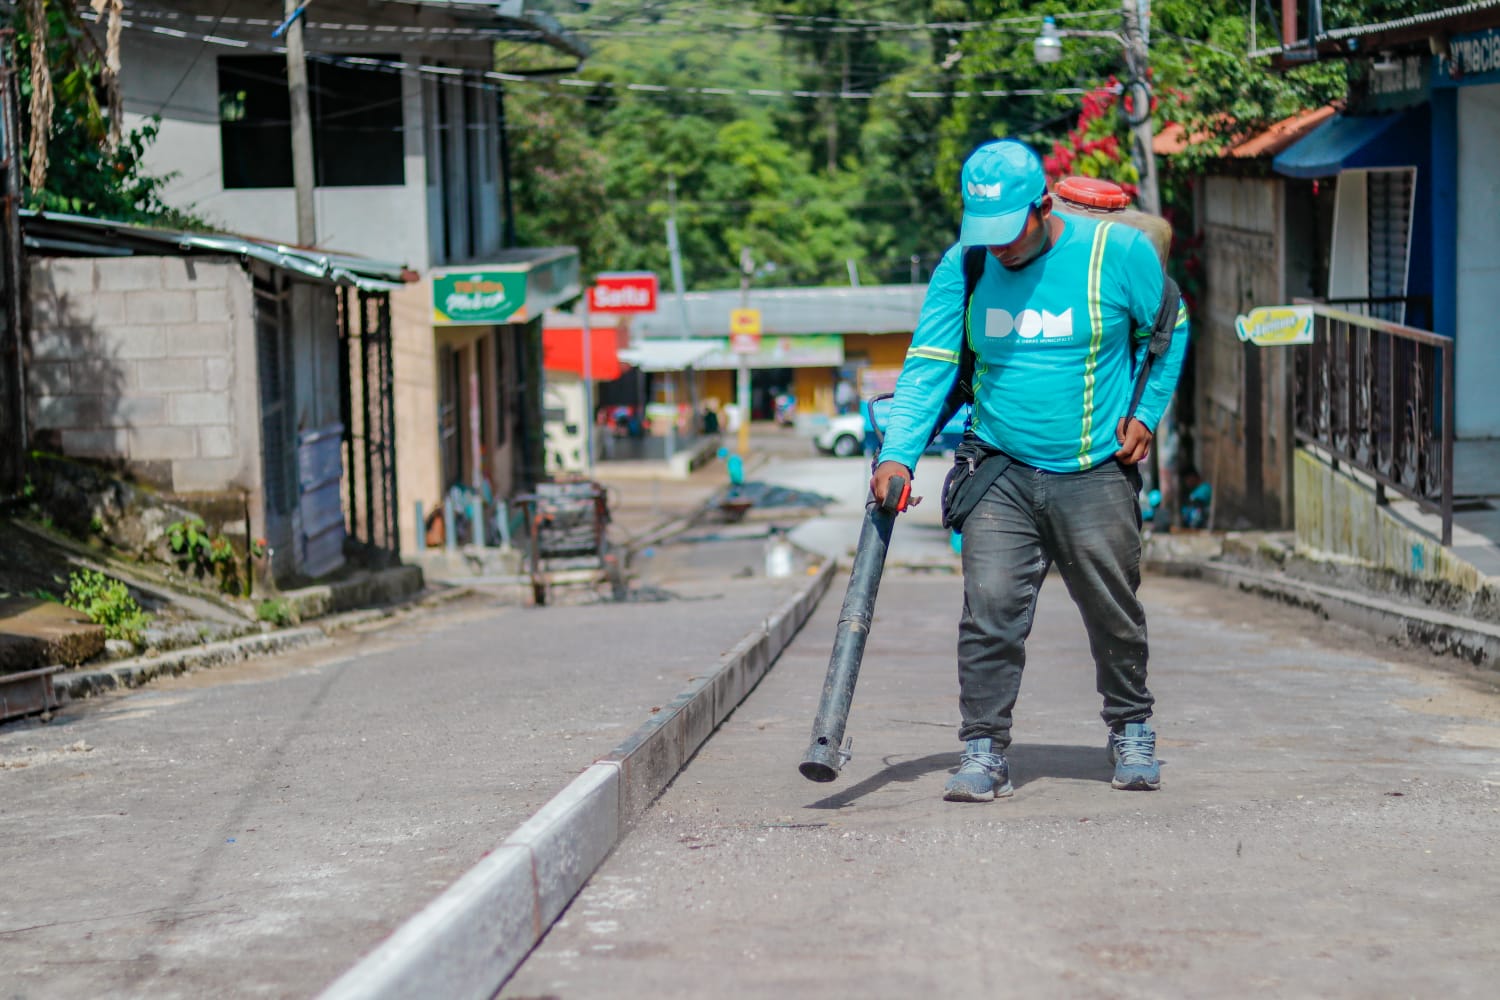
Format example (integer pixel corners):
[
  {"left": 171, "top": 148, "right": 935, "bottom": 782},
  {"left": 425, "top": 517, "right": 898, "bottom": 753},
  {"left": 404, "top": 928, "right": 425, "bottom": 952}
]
[
  {"left": 4, "top": 447, "right": 743, "bottom": 706},
  {"left": 1146, "top": 530, "right": 1500, "bottom": 672},
  {"left": 503, "top": 569, "right": 1500, "bottom": 998},
  {"left": 0, "top": 526, "right": 829, "bottom": 1000}
]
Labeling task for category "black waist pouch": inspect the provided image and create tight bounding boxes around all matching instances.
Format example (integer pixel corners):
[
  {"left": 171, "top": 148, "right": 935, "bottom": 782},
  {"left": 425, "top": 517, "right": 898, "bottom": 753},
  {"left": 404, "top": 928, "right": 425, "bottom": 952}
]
[{"left": 941, "top": 432, "right": 1013, "bottom": 533}]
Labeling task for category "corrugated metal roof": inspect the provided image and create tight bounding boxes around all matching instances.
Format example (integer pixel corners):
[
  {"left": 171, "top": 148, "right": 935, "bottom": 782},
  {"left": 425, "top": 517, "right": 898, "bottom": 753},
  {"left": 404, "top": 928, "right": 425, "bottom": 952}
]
[
  {"left": 616, "top": 340, "right": 719, "bottom": 373},
  {"left": 1154, "top": 106, "right": 1338, "bottom": 160},
  {"left": 1250, "top": 0, "right": 1500, "bottom": 58},
  {"left": 20, "top": 211, "right": 413, "bottom": 291},
  {"left": 377, "top": 0, "right": 587, "bottom": 57},
  {"left": 630, "top": 285, "right": 927, "bottom": 338}
]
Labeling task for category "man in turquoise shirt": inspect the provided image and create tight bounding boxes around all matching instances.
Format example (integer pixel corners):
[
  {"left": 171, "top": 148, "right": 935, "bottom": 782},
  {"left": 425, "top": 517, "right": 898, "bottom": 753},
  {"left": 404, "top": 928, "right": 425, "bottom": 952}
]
[{"left": 871, "top": 139, "right": 1188, "bottom": 801}]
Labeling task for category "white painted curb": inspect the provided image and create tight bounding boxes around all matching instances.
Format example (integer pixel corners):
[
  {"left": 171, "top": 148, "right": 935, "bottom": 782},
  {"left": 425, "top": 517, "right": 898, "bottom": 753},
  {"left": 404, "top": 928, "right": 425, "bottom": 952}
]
[{"left": 318, "top": 561, "right": 837, "bottom": 999}]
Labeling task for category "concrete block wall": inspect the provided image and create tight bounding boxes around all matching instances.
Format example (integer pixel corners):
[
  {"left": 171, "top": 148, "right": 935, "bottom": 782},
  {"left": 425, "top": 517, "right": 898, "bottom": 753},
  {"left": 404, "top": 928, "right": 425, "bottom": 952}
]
[
  {"left": 390, "top": 280, "right": 440, "bottom": 550},
  {"left": 1294, "top": 449, "right": 1484, "bottom": 592},
  {"left": 28, "top": 257, "right": 263, "bottom": 499}
]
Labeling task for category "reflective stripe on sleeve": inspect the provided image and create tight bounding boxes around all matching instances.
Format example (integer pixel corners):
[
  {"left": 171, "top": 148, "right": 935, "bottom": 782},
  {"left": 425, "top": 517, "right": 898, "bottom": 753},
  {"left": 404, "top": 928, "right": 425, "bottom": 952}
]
[
  {"left": 906, "top": 346, "right": 961, "bottom": 364},
  {"left": 1077, "top": 222, "right": 1112, "bottom": 468}
]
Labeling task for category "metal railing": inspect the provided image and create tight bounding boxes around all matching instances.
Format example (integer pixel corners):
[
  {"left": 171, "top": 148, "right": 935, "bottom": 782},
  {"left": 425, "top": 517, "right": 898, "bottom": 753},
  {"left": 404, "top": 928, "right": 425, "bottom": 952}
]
[
  {"left": 1292, "top": 302, "right": 1455, "bottom": 545},
  {"left": 1316, "top": 294, "right": 1433, "bottom": 331}
]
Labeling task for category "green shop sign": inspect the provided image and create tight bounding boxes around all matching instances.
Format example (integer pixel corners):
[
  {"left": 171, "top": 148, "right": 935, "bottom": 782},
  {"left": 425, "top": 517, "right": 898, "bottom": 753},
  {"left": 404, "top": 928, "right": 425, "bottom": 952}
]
[{"left": 432, "top": 269, "right": 527, "bottom": 325}]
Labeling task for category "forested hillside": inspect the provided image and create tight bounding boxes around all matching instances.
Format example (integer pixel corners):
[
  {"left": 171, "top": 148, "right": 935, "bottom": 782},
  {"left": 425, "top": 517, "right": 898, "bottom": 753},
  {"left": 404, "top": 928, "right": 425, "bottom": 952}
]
[{"left": 509, "top": 1, "right": 1429, "bottom": 288}]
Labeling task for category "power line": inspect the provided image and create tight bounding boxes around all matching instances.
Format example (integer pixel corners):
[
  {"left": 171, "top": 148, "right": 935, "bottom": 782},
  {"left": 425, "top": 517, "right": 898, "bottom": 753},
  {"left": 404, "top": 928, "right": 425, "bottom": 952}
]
[
  {"left": 108, "top": 2, "right": 1123, "bottom": 40},
  {"left": 555, "top": 3, "right": 1122, "bottom": 34},
  {"left": 149, "top": 0, "right": 238, "bottom": 117},
  {"left": 83, "top": 8, "right": 1091, "bottom": 105}
]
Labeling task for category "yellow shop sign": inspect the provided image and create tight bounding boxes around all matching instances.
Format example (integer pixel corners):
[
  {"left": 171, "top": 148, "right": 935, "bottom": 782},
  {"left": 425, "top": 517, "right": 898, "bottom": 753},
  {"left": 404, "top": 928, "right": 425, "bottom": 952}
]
[{"left": 1235, "top": 305, "right": 1314, "bottom": 346}]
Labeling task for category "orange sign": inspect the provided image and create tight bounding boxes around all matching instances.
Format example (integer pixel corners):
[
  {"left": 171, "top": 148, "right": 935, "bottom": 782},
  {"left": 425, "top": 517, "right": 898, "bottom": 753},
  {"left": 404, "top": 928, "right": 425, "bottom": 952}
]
[{"left": 729, "top": 308, "right": 762, "bottom": 336}]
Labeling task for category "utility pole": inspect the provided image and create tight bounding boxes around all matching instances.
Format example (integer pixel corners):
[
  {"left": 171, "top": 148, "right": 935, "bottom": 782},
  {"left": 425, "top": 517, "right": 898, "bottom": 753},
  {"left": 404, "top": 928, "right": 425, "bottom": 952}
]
[
  {"left": 737, "top": 246, "right": 753, "bottom": 457},
  {"left": 580, "top": 291, "right": 594, "bottom": 474},
  {"left": 1120, "top": 0, "right": 1172, "bottom": 513},
  {"left": 282, "top": 0, "right": 317, "bottom": 246},
  {"left": 0, "top": 31, "right": 26, "bottom": 494},
  {"left": 665, "top": 176, "right": 691, "bottom": 337},
  {"left": 663, "top": 176, "right": 695, "bottom": 464},
  {"left": 1119, "top": 0, "right": 1159, "bottom": 218}
]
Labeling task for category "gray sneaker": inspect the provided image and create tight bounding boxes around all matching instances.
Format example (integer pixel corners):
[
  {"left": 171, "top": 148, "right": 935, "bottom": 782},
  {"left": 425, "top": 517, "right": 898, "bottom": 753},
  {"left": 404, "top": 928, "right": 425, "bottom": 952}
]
[
  {"left": 1109, "top": 721, "right": 1161, "bottom": 790},
  {"left": 943, "top": 738, "right": 1014, "bottom": 802}
]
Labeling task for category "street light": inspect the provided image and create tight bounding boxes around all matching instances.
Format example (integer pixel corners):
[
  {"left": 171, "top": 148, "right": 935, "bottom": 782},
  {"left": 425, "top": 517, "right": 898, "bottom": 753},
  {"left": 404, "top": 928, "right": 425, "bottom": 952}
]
[
  {"left": 1033, "top": 4, "right": 1159, "bottom": 218},
  {"left": 1034, "top": 16, "right": 1064, "bottom": 64}
]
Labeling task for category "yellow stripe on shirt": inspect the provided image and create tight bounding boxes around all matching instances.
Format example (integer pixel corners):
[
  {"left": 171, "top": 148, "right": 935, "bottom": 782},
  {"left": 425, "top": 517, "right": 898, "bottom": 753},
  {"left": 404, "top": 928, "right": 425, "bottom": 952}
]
[
  {"left": 1077, "top": 222, "right": 1112, "bottom": 468},
  {"left": 906, "top": 346, "right": 961, "bottom": 364}
]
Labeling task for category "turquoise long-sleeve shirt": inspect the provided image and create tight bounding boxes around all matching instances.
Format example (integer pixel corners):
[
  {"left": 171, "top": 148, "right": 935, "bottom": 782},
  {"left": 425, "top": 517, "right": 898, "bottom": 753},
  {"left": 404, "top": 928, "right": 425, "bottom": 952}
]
[{"left": 878, "top": 214, "right": 1189, "bottom": 474}]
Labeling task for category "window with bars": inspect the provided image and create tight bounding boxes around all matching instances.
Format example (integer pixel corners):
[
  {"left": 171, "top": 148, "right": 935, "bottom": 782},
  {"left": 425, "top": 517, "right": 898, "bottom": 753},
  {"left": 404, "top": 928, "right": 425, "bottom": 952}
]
[
  {"left": 219, "top": 55, "right": 405, "bottom": 189},
  {"left": 1366, "top": 168, "right": 1416, "bottom": 324}
]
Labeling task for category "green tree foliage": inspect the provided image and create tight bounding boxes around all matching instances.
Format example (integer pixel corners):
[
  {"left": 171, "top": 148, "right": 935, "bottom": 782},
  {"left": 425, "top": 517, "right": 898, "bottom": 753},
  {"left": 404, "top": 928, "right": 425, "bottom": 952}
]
[
  {"left": 512, "top": 1, "right": 1431, "bottom": 287},
  {"left": 6, "top": 1, "right": 198, "bottom": 225}
]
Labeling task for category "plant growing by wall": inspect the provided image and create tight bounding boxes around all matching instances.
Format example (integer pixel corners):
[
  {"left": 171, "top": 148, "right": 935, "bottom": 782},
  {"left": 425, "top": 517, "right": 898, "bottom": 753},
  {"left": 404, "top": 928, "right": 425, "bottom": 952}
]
[
  {"left": 64, "top": 568, "right": 149, "bottom": 644},
  {"left": 255, "top": 598, "right": 296, "bottom": 628},
  {"left": 166, "top": 518, "right": 258, "bottom": 597}
]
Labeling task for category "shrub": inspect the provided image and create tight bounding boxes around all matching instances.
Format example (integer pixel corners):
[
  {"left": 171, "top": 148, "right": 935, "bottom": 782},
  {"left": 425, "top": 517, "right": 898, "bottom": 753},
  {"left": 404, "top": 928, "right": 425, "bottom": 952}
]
[
  {"left": 167, "top": 518, "right": 251, "bottom": 596},
  {"left": 65, "top": 569, "right": 150, "bottom": 644},
  {"left": 255, "top": 599, "right": 296, "bottom": 627}
]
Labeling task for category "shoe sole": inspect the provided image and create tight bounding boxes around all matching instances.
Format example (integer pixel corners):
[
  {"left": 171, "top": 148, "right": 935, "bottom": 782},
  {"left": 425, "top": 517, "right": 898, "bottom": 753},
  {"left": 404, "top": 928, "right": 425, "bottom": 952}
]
[
  {"left": 943, "top": 782, "right": 1014, "bottom": 802},
  {"left": 1111, "top": 776, "right": 1161, "bottom": 791}
]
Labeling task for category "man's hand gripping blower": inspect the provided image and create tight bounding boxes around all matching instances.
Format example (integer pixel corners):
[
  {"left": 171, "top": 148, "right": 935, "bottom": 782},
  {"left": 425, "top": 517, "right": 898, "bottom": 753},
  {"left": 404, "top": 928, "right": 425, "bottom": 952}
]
[{"left": 799, "top": 400, "right": 912, "bottom": 782}]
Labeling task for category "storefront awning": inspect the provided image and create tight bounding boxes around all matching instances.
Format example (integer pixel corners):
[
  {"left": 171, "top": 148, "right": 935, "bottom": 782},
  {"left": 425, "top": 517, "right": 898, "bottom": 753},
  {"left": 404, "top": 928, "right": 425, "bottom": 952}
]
[
  {"left": 543, "top": 327, "right": 628, "bottom": 381},
  {"left": 694, "top": 334, "right": 844, "bottom": 370},
  {"left": 1272, "top": 111, "right": 1411, "bottom": 179},
  {"left": 616, "top": 340, "right": 718, "bottom": 373},
  {"left": 431, "top": 247, "right": 581, "bottom": 326},
  {"left": 20, "top": 209, "right": 412, "bottom": 291}
]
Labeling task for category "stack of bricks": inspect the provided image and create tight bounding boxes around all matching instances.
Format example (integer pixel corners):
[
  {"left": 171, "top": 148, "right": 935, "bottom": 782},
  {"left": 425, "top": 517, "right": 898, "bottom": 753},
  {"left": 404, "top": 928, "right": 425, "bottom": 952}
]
[{"left": 28, "top": 257, "right": 257, "bottom": 494}]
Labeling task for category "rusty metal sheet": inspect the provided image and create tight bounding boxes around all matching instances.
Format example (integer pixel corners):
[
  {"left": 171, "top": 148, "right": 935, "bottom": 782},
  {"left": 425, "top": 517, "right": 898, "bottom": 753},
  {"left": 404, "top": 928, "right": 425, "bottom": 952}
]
[{"left": 0, "top": 665, "right": 60, "bottom": 722}]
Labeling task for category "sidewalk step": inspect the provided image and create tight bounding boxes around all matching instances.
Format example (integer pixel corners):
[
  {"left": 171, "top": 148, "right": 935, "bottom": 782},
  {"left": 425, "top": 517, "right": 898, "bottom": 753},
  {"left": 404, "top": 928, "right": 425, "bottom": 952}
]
[
  {"left": 1154, "top": 557, "right": 1500, "bottom": 670},
  {"left": 0, "top": 598, "right": 105, "bottom": 675}
]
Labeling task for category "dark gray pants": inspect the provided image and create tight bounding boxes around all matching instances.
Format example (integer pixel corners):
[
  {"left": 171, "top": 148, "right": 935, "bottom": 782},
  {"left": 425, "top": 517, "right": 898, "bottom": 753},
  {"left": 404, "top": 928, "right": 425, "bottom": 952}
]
[{"left": 957, "top": 458, "right": 1152, "bottom": 747}]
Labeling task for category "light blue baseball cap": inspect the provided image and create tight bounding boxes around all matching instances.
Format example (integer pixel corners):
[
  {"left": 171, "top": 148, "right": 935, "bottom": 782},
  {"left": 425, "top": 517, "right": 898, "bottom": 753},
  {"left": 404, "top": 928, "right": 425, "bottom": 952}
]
[{"left": 958, "top": 139, "right": 1047, "bottom": 247}]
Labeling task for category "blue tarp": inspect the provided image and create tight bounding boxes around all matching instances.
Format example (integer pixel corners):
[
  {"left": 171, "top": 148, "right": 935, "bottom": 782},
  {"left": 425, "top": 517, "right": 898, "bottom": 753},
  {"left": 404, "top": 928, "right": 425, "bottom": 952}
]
[{"left": 1272, "top": 111, "right": 1412, "bottom": 179}]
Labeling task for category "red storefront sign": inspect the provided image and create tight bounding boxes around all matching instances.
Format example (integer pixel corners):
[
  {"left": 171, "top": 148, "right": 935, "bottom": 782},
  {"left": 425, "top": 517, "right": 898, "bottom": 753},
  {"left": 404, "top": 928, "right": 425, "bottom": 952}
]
[
  {"left": 588, "top": 272, "right": 659, "bottom": 314},
  {"left": 542, "top": 326, "right": 628, "bottom": 381}
]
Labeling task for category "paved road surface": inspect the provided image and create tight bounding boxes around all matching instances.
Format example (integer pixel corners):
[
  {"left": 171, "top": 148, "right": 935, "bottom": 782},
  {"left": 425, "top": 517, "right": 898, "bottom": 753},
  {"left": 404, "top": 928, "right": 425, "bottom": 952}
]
[
  {"left": 505, "top": 571, "right": 1500, "bottom": 999},
  {"left": 0, "top": 537, "right": 808, "bottom": 999}
]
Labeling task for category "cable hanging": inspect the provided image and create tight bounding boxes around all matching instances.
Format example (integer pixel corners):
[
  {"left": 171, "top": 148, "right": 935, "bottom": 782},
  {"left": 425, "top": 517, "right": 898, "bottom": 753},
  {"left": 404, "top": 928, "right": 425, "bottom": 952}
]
[{"left": 74, "top": 7, "right": 1090, "bottom": 104}]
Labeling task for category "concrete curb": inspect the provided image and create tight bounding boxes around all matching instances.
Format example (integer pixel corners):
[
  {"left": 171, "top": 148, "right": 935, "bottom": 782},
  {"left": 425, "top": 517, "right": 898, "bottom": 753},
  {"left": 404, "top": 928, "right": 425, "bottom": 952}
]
[
  {"left": 51, "top": 627, "right": 331, "bottom": 700},
  {"left": 49, "top": 585, "right": 478, "bottom": 704},
  {"left": 318, "top": 560, "right": 838, "bottom": 1000},
  {"left": 281, "top": 565, "right": 427, "bottom": 623},
  {"left": 1153, "top": 558, "right": 1500, "bottom": 669}
]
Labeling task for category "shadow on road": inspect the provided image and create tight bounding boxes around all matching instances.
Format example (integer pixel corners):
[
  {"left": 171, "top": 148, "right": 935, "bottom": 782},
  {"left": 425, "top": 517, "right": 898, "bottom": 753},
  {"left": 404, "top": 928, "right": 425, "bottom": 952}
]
[
  {"left": 803, "top": 742, "right": 1112, "bottom": 808},
  {"left": 1007, "top": 742, "right": 1112, "bottom": 789},
  {"left": 803, "top": 752, "right": 954, "bottom": 809}
]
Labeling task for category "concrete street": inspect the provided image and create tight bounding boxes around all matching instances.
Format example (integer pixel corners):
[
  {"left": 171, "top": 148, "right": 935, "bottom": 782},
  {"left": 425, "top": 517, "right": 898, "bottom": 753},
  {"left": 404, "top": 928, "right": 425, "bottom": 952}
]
[
  {"left": 505, "top": 469, "right": 1500, "bottom": 997},
  {"left": 0, "top": 520, "right": 808, "bottom": 998},
  {"left": 4, "top": 443, "right": 1500, "bottom": 999}
]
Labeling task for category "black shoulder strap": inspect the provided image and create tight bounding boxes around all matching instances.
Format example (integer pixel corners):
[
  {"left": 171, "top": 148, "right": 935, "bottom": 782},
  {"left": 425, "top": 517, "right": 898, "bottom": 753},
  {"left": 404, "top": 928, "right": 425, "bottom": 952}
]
[
  {"left": 956, "top": 246, "right": 987, "bottom": 402},
  {"left": 1148, "top": 274, "right": 1181, "bottom": 358},
  {"left": 928, "top": 247, "right": 988, "bottom": 445},
  {"left": 1126, "top": 273, "right": 1182, "bottom": 421}
]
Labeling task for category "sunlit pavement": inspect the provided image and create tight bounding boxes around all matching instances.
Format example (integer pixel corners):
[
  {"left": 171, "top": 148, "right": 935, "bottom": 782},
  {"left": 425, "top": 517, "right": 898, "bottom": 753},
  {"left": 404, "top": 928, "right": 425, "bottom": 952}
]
[{"left": 505, "top": 496, "right": 1500, "bottom": 998}]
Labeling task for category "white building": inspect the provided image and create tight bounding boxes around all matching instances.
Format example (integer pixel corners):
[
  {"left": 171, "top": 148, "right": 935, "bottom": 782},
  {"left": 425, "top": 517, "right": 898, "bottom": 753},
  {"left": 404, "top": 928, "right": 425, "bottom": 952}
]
[{"left": 112, "top": 1, "right": 585, "bottom": 549}]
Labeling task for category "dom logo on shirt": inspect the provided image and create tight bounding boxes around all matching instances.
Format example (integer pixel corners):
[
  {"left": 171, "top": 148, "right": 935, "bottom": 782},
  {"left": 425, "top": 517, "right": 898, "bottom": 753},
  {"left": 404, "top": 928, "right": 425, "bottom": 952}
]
[{"left": 984, "top": 307, "right": 1074, "bottom": 342}]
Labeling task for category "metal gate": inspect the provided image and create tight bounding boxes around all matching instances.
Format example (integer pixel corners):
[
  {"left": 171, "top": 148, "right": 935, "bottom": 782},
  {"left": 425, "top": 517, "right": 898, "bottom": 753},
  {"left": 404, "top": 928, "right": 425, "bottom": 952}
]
[
  {"left": 337, "top": 287, "right": 399, "bottom": 556},
  {"left": 254, "top": 272, "right": 298, "bottom": 577}
]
